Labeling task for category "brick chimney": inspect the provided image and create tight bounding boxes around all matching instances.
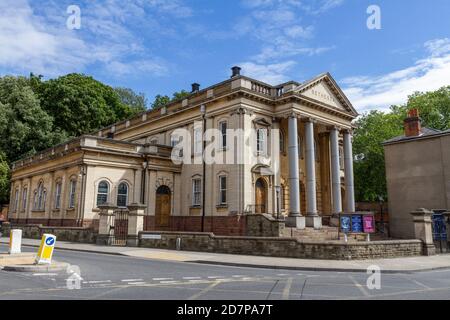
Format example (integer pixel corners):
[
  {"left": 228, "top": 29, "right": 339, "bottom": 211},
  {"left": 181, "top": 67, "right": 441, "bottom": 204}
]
[{"left": 404, "top": 108, "right": 422, "bottom": 137}]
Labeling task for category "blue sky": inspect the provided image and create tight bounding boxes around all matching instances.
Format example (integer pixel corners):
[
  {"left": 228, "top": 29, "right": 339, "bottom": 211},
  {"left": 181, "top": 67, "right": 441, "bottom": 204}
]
[{"left": 1, "top": 0, "right": 450, "bottom": 112}]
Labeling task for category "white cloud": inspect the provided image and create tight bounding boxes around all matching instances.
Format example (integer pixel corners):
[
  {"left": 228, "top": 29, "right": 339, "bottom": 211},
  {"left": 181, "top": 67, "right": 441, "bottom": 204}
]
[
  {"left": 342, "top": 38, "right": 450, "bottom": 112},
  {"left": 0, "top": 0, "right": 189, "bottom": 78},
  {"left": 239, "top": 61, "right": 297, "bottom": 84}
]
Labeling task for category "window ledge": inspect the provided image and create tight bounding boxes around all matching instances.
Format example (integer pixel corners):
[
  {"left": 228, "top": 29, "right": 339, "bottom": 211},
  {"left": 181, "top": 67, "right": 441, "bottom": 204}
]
[
  {"left": 216, "top": 204, "right": 228, "bottom": 208},
  {"left": 190, "top": 205, "right": 202, "bottom": 209},
  {"left": 31, "top": 210, "right": 45, "bottom": 213}
]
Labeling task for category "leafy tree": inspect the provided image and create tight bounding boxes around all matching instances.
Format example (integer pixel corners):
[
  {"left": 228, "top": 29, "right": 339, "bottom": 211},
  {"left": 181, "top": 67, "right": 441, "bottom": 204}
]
[
  {"left": 150, "top": 90, "right": 191, "bottom": 109},
  {"left": 0, "top": 151, "right": 9, "bottom": 204},
  {"left": 0, "top": 76, "right": 66, "bottom": 163},
  {"left": 37, "top": 74, "right": 137, "bottom": 137},
  {"left": 114, "top": 87, "right": 147, "bottom": 113},
  {"left": 353, "top": 110, "right": 404, "bottom": 202},
  {"left": 403, "top": 86, "right": 450, "bottom": 131}
]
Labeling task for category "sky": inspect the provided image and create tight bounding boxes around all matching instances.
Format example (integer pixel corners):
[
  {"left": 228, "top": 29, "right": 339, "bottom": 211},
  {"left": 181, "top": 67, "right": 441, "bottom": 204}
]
[{"left": 1, "top": 0, "right": 450, "bottom": 113}]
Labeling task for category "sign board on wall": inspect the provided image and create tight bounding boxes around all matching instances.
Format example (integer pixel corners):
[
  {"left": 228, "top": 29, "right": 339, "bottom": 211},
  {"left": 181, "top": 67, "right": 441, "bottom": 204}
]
[
  {"left": 363, "top": 215, "right": 375, "bottom": 233},
  {"left": 351, "top": 215, "right": 363, "bottom": 233},
  {"left": 340, "top": 216, "right": 351, "bottom": 233}
]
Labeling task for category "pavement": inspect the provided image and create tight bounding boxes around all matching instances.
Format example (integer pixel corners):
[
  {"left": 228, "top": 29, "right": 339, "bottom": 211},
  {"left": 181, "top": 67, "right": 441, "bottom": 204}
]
[
  {"left": 1, "top": 243, "right": 450, "bottom": 300},
  {"left": 1, "top": 237, "right": 450, "bottom": 273}
]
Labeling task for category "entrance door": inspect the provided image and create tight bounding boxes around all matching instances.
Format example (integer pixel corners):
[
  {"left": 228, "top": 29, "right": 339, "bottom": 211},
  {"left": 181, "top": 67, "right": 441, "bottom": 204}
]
[
  {"left": 255, "top": 178, "right": 267, "bottom": 213},
  {"left": 155, "top": 186, "right": 171, "bottom": 227}
]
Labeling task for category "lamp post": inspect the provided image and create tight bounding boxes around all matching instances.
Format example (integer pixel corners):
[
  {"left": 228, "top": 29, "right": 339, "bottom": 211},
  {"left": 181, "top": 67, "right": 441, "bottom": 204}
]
[
  {"left": 275, "top": 186, "right": 281, "bottom": 221},
  {"left": 200, "top": 105, "right": 206, "bottom": 232},
  {"left": 378, "top": 195, "right": 384, "bottom": 234}
]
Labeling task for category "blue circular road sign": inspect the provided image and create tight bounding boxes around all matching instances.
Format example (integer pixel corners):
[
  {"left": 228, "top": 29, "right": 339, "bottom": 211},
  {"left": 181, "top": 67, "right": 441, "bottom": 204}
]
[{"left": 45, "top": 237, "right": 55, "bottom": 246}]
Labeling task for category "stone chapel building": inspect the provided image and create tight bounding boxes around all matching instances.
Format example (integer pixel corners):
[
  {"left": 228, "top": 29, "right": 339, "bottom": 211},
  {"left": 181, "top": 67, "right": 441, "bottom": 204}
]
[{"left": 8, "top": 67, "right": 358, "bottom": 235}]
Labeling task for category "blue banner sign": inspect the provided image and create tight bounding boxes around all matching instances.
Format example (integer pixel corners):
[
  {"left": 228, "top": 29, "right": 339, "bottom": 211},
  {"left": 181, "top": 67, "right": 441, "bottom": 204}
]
[
  {"left": 351, "top": 215, "right": 363, "bottom": 233},
  {"left": 340, "top": 216, "right": 351, "bottom": 233}
]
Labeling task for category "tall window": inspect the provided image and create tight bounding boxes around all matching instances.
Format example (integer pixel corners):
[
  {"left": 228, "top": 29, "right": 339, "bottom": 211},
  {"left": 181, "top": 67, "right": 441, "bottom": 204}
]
[
  {"left": 298, "top": 136, "right": 304, "bottom": 158},
  {"left": 192, "top": 179, "right": 201, "bottom": 206},
  {"left": 219, "top": 176, "right": 227, "bottom": 205},
  {"left": 193, "top": 127, "right": 202, "bottom": 155},
  {"left": 22, "top": 188, "right": 27, "bottom": 211},
  {"left": 55, "top": 182, "right": 62, "bottom": 209},
  {"left": 256, "top": 128, "right": 267, "bottom": 155},
  {"left": 96, "top": 181, "right": 109, "bottom": 206},
  {"left": 170, "top": 133, "right": 179, "bottom": 147},
  {"left": 219, "top": 121, "right": 227, "bottom": 149},
  {"left": 280, "top": 185, "right": 285, "bottom": 211},
  {"left": 117, "top": 182, "right": 128, "bottom": 208},
  {"left": 69, "top": 180, "right": 76, "bottom": 209},
  {"left": 34, "top": 182, "right": 45, "bottom": 210},
  {"left": 279, "top": 130, "right": 285, "bottom": 153},
  {"left": 339, "top": 146, "right": 344, "bottom": 169},
  {"left": 14, "top": 189, "right": 19, "bottom": 212}
]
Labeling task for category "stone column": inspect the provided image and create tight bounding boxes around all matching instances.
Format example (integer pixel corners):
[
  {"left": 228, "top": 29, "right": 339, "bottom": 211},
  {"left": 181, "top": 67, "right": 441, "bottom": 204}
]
[
  {"left": 96, "top": 204, "right": 117, "bottom": 246},
  {"left": 330, "top": 127, "right": 342, "bottom": 214},
  {"left": 304, "top": 118, "right": 321, "bottom": 229},
  {"left": 411, "top": 208, "right": 436, "bottom": 256},
  {"left": 286, "top": 114, "right": 305, "bottom": 229},
  {"left": 343, "top": 130, "right": 355, "bottom": 213},
  {"left": 271, "top": 118, "right": 281, "bottom": 216},
  {"left": 127, "top": 203, "right": 146, "bottom": 247}
]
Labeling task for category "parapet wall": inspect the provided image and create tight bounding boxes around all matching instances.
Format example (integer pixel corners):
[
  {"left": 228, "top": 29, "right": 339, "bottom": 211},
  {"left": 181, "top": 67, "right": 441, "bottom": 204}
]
[{"left": 139, "top": 231, "right": 423, "bottom": 260}]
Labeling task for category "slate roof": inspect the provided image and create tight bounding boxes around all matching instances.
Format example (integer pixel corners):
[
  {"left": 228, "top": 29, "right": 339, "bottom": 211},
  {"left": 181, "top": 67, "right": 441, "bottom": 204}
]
[{"left": 383, "top": 127, "right": 449, "bottom": 145}]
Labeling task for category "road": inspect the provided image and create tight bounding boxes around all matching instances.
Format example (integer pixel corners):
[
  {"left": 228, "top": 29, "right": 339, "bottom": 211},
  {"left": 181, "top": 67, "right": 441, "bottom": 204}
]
[{"left": 1, "top": 244, "right": 450, "bottom": 300}]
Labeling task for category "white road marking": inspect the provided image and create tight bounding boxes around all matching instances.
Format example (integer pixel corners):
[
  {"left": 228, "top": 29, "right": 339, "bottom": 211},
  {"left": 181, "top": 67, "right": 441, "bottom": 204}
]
[
  {"left": 183, "top": 277, "right": 202, "bottom": 280},
  {"left": 207, "top": 276, "right": 221, "bottom": 279},
  {"left": 85, "top": 280, "right": 112, "bottom": 284},
  {"left": 159, "top": 280, "right": 178, "bottom": 284},
  {"left": 153, "top": 277, "right": 173, "bottom": 281},
  {"left": 33, "top": 273, "right": 58, "bottom": 276},
  {"left": 121, "top": 279, "right": 143, "bottom": 282},
  {"left": 232, "top": 275, "right": 245, "bottom": 278},
  {"left": 277, "top": 274, "right": 289, "bottom": 276},
  {"left": 127, "top": 282, "right": 146, "bottom": 285}
]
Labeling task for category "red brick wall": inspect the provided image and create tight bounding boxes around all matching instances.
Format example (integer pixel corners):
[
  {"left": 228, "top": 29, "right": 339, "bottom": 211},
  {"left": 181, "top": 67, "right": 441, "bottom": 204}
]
[
  {"left": 144, "top": 215, "right": 247, "bottom": 236},
  {"left": 356, "top": 202, "right": 389, "bottom": 222}
]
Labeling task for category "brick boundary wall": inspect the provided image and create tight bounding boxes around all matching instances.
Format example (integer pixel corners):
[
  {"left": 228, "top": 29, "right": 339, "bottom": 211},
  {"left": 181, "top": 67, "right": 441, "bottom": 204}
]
[
  {"left": 1, "top": 222, "right": 96, "bottom": 243},
  {"left": 138, "top": 231, "right": 423, "bottom": 260},
  {"left": 144, "top": 214, "right": 283, "bottom": 237}
]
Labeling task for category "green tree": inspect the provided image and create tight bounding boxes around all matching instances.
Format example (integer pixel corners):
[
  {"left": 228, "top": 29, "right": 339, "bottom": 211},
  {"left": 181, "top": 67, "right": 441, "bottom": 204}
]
[
  {"left": 114, "top": 87, "right": 147, "bottom": 113},
  {"left": 0, "top": 151, "right": 9, "bottom": 204},
  {"left": 37, "top": 73, "right": 137, "bottom": 137},
  {"left": 150, "top": 90, "right": 191, "bottom": 109},
  {"left": 0, "top": 76, "right": 66, "bottom": 163},
  {"left": 403, "top": 86, "right": 450, "bottom": 131},
  {"left": 353, "top": 109, "right": 404, "bottom": 202}
]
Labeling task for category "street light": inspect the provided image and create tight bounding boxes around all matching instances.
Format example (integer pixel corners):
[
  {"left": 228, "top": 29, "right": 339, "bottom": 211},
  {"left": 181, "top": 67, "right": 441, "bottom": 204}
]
[
  {"left": 275, "top": 186, "right": 281, "bottom": 221},
  {"left": 200, "top": 105, "right": 206, "bottom": 232}
]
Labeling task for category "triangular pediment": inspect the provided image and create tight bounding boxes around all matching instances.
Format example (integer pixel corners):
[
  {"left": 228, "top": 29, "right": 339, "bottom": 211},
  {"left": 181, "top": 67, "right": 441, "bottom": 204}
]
[{"left": 295, "top": 73, "right": 358, "bottom": 116}]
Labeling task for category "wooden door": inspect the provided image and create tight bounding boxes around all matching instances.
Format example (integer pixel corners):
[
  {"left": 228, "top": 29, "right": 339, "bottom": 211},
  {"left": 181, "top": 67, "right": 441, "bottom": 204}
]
[
  {"left": 255, "top": 178, "right": 266, "bottom": 213},
  {"left": 155, "top": 186, "right": 171, "bottom": 227}
]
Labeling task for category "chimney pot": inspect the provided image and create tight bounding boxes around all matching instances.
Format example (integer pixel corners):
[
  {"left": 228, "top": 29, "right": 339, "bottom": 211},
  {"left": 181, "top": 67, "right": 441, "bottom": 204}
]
[
  {"left": 231, "top": 66, "right": 241, "bottom": 78},
  {"left": 404, "top": 108, "right": 422, "bottom": 137},
  {"left": 191, "top": 83, "right": 200, "bottom": 93}
]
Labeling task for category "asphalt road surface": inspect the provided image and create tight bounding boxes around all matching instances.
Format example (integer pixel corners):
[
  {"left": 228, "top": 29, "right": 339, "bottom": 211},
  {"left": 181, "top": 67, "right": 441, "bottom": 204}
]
[{"left": 1, "top": 244, "right": 450, "bottom": 300}]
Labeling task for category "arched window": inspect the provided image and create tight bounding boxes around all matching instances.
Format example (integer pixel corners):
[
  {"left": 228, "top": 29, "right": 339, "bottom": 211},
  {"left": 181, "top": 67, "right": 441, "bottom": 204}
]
[
  {"left": 69, "top": 179, "right": 76, "bottom": 208},
  {"left": 34, "top": 182, "right": 45, "bottom": 211},
  {"left": 22, "top": 188, "right": 27, "bottom": 211},
  {"left": 55, "top": 182, "right": 62, "bottom": 209},
  {"left": 96, "top": 181, "right": 109, "bottom": 207},
  {"left": 117, "top": 182, "right": 128, "bottom": 208}
]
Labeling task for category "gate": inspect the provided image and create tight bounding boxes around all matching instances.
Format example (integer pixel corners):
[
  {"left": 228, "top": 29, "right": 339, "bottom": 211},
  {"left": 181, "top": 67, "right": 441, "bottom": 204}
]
[
  {"left": 112, "top": 209, "right": 128, "bottom": 246},
  {"left": 432, "top": 211, "right": 448, "bottom": 253}
]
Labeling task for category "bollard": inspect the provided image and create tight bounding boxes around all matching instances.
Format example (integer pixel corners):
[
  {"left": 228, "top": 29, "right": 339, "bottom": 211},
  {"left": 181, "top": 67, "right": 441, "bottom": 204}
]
[
  {"left": 35, "top": 234, "right": 57, "bottom": 265},
  {"left": 9, "top": 229, "right": 22, "bottom": 254},
  {"left": 176, "top": 237, "right": 182, "bottom": 251}
]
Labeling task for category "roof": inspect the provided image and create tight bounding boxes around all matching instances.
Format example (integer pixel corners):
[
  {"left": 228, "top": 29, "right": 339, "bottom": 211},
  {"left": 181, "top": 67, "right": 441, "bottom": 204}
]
[{"left": 383, "top": 127, "right": 450, "bottom": 145}]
